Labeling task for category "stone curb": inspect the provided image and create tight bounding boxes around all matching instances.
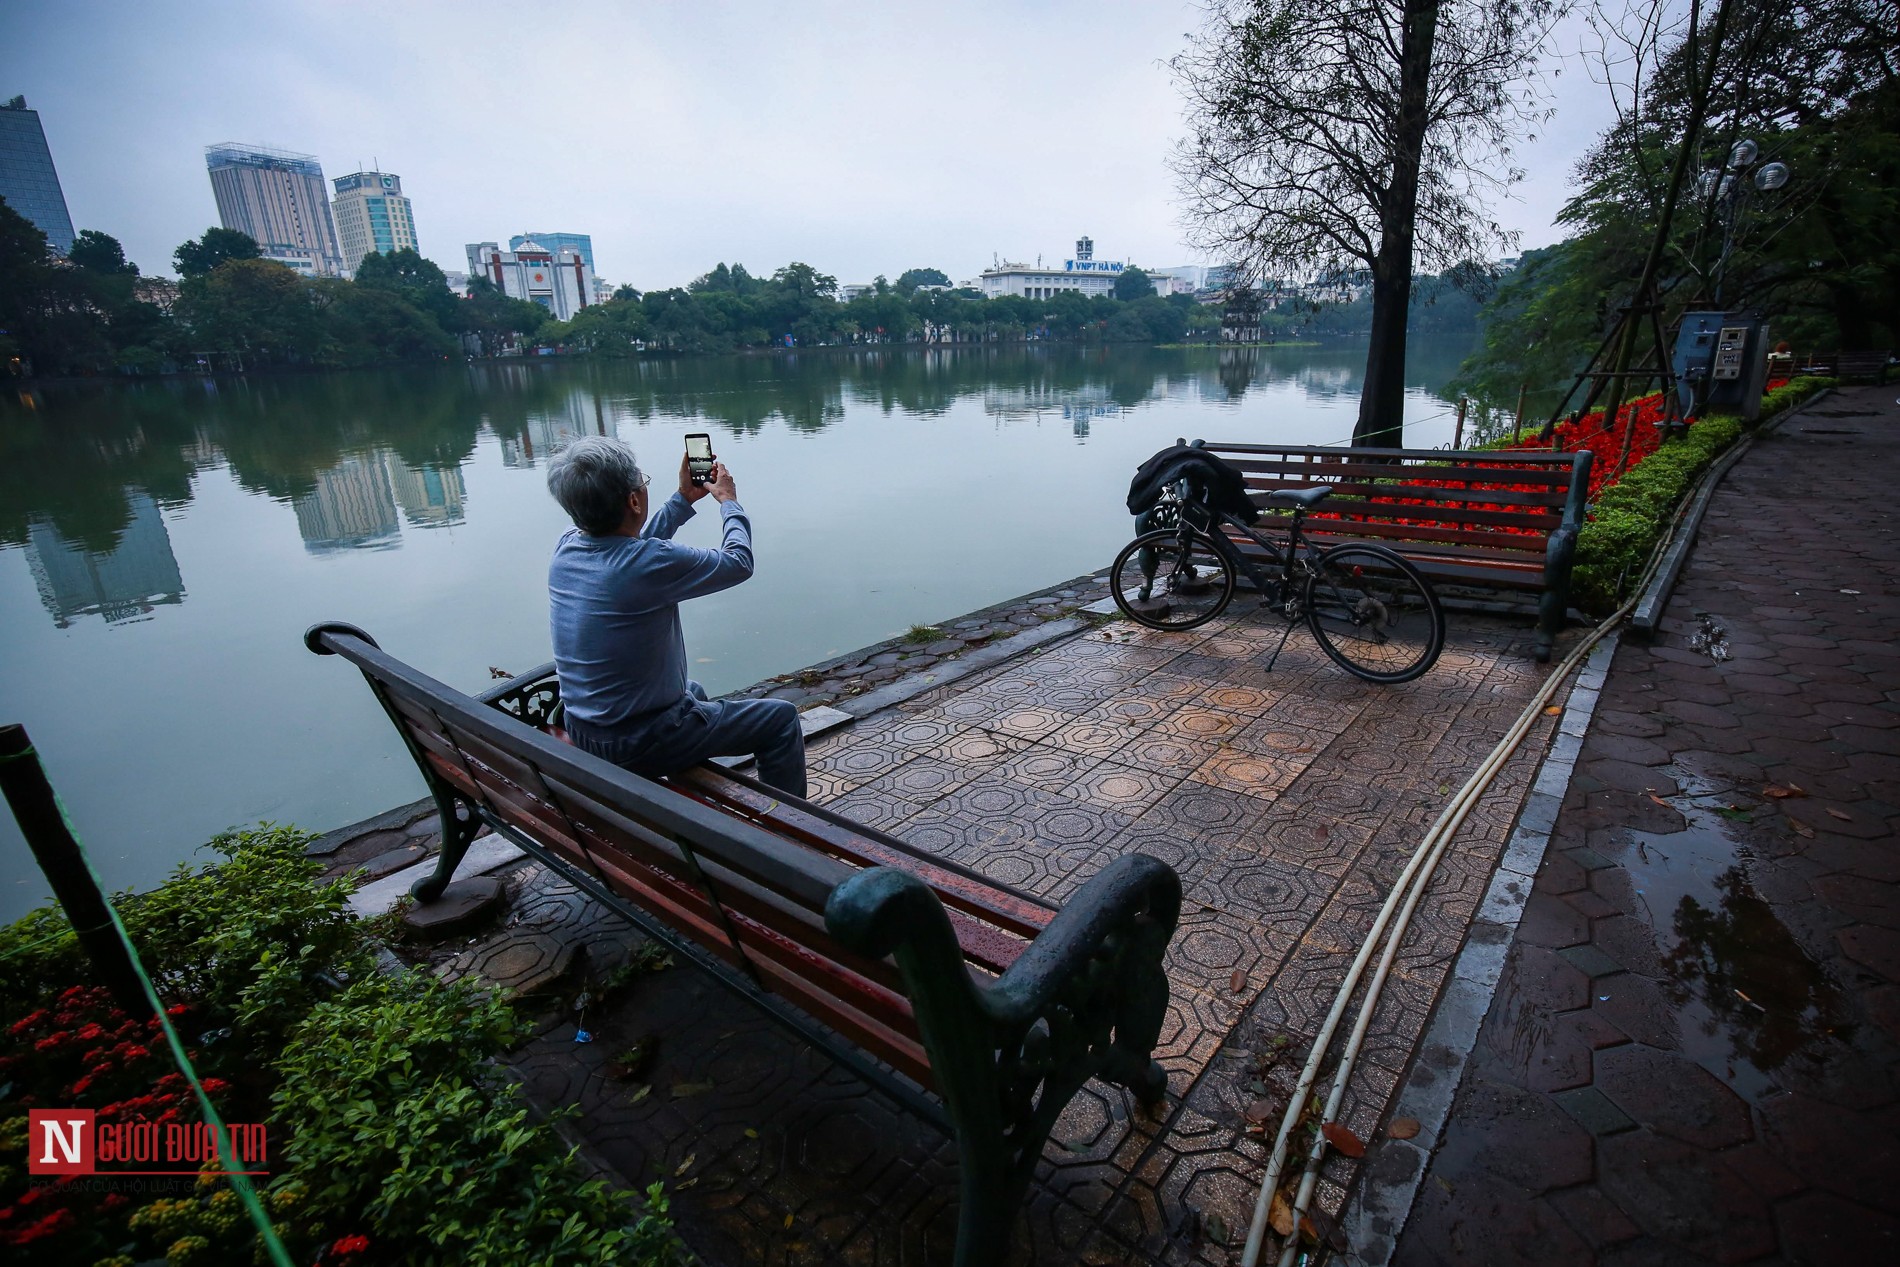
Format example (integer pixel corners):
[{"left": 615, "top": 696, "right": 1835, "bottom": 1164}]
[
  {"left": 305, "top": 795, "right": 434, "bottom": 857},
  {"left": 1338, "top": 631, "right": 1621, "bottom": 1267}
]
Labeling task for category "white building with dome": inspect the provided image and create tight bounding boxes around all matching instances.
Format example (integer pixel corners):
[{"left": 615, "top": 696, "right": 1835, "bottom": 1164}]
[{"left": 466, "top": 238, "right": 595, "bottom": 321}]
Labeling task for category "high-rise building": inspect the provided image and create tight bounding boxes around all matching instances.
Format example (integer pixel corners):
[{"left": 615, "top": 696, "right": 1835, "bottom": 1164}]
[
  {"left": 510, "top": 232, "right": 593, "bottom": 273},
  {"left": 204, "top": 143, "right": 343, "bottom": 278},
  {"left": 0, "top": 96, "right": 76, "bottom": 255},
  {"left": 467, "top": 240, "right": 594, "bottom": 321},
  {"left": 331, "top": 170, "right": 418, "bottom": 276},
  {"left": 292, "top": 453, "right": 400, "bottom": 552}
]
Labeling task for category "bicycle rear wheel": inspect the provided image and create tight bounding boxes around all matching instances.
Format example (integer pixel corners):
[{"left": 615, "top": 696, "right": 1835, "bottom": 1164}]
[
  {"left": 1110, "top": 528, "right": 1236, "bottom": 631},
  {"left": 1302, "top": 544, "right": 1444, "bottom": 683}
]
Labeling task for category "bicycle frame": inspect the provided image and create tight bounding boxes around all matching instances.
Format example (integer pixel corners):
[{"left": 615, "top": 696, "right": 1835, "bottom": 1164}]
[{"left": 1170, "top": 487, "right": 1326, "bottom": 611}]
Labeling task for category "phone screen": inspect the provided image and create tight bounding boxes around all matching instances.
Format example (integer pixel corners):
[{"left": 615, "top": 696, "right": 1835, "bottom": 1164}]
[{"left": 685, "top": 433, "right": 714, "bottom": 482}]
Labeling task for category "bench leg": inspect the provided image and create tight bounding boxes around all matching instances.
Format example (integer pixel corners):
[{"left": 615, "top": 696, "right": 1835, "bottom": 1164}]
[
  {"left": 1538, "top": 525, "right": 1580, "bottom": 663},
  {"left": 410, "top": 789, "right": 480, "bottom": 903},
  {"left": 827, "top": 856, "right": 1181, "bottom": 1266}
]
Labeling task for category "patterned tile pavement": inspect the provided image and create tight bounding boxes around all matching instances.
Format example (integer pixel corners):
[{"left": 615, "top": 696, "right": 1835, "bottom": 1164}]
[
  {"left": 1395, "top": 386, "right": 1900, "bottom": 1265},
  {"left": 486, "top": 602, "right": 1566, "bottom": 1264}
]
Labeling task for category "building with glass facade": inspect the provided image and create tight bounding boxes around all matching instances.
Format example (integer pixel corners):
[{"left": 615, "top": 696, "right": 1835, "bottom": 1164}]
[
  {"left": 0, "top": 96, "right": 76, "bottom": 255},
  {"left": 205, "top": 142, "right": 343, "bottom": 278},
  {"left": 332, "top": 170, "right": 418, "bottom": 276}
]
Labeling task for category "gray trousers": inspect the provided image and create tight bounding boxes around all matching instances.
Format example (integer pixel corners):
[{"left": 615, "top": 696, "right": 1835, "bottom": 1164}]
[{"left": 566, "top": 681, "right": 807, "bottom": 799}]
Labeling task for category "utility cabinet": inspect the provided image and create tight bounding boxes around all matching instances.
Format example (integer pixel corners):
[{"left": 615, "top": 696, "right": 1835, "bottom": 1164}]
[{"left": 1673, "top": 311, "right": 1770, "bottom": 420}]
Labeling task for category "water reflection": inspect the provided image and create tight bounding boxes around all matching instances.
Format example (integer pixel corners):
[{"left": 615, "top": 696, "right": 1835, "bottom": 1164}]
[
  {"left": 1625, "top": 801, "right": 1849, "bottom": 1102},
  {"left": 25, "top": 493, "right": 184, "bottom": 627},
  {"left": 0, "top": 339, "right": 1474, "bottom": 629}
]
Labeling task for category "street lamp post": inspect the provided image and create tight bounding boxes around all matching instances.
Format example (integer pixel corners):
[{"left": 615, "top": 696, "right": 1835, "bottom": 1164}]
[{"left": 1697, "top": 138, "right": 1792, "bottom": 305}]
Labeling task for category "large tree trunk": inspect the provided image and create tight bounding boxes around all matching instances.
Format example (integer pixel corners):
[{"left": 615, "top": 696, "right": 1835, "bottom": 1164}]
[{"left": 1354, "top": 0, "right": 1441, "bottom": 449}]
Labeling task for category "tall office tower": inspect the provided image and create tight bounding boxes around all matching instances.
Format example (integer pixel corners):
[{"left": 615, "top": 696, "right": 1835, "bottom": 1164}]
[
  {"left": 0, "top": 96, "right": 76, "bottom": 254},
  {"left": 510, "top": 232, "right": 593, "bottom": 273},
  {"left": 204, "top": 143, "right": 343, "bottom": 277},
  {"left": 331, "top": 170, "right": 418, "bottom": 276}
]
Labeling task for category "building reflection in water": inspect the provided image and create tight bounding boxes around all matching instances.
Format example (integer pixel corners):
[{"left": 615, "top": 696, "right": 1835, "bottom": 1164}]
[
  {"left": 387, "top": 459, "right": 466, "bottom": 529},
  {"left": 293, "top": 452, "right": 401, "bottom": 553},
  {"left": 25, "top": 493, "right": 185, "bottom": 628},
  {"left": 500, "top": 389, "right": 605, "bottom": 468}
]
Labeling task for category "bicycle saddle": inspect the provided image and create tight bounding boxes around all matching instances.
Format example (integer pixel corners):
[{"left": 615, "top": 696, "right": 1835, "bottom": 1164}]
[{"left": 1266, "top": 486, "right": 1333, "bottom": 508}]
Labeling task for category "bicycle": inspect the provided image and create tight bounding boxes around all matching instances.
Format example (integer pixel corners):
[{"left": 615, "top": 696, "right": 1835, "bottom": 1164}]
[{"left": 1110, "top": 479, "right": 1446, "bottom": 683}]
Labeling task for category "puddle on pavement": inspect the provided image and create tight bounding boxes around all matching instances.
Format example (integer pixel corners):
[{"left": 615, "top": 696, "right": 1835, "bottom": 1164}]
[{"left": 1620, "top": 779, "right": 1849, "bottom": 1104}]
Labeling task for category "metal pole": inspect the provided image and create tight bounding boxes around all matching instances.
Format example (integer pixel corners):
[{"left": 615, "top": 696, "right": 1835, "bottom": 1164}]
[
  {"left": 0, "top": 724, "right": 151, "bottom": 1016},
  {"left": 1453, "top": 397, "right": 1467, "bottom": 449},
  {"left": 1513, "top": 384, "right": 1527, "bottom": 443}
]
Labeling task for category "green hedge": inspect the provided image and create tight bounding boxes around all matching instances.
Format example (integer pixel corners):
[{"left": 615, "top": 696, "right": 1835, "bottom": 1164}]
[{"left": 1571, "top": 376, "right": 1833, "bottom": 612}]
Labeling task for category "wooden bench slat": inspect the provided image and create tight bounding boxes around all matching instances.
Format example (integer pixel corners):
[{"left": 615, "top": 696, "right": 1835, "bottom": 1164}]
[
  {"left": 670, "top": 767, "right": 1057, "bottom": 938},
  {"left": 1294, "top": 500, "right": 1562, "bottom": 534},
  {"left": 1219, "top": 456, "right": 1575, "bottom": 487},
  {"left": 1234, "top": 515, "right": 1552, "bottom": 554},
  {"left": 1242, "top": 477, "right": 1569, "bottom": 511},
  {"left": 1203, "top": 441, "right": 1576, "bottom": 464}
]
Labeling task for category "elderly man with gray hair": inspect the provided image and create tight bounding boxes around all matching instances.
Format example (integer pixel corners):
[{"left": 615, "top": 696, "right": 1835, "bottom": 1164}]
[{"left": 544, "top": 436, "right": 806, "bottom": 797}]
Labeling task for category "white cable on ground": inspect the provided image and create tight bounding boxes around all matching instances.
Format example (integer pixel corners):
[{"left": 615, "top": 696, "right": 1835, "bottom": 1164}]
[{"left": 1235, "top": 392, "right": 1780, "bottom": 1265}]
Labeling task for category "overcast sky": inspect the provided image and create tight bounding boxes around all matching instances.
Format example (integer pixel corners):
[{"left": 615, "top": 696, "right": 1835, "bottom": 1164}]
[{"left": 6, "top": 0, "right": 1621, "bottom": 289}]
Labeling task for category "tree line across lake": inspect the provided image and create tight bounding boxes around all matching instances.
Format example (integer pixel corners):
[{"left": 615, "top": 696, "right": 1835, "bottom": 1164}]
[{"left": 0, "top": 199, "right": 1481, "bottom": 379}]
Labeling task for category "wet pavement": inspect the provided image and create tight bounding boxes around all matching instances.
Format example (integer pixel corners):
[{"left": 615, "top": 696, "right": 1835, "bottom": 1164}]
[{"left": 1395, "top": 385, "right": 1900, "bottom": 1265}]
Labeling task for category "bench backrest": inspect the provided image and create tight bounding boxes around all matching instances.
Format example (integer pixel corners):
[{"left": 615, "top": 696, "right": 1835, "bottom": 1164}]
[
  {"left": 309, "top": 626, "right": 1056, "bottom": 1088},
  {"left": 1197, "top": 442, "right": 1591, "bottom": 585}
]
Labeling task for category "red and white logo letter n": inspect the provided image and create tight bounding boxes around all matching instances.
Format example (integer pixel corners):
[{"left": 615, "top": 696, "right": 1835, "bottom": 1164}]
[{"left": 28, "top": 1108, "right": 94, "bottom": 1174}]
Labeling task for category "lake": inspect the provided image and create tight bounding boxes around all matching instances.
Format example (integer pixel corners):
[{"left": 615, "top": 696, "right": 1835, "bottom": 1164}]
[{"left": 0, "top": 338, "right": 1473, "bottom": 919}]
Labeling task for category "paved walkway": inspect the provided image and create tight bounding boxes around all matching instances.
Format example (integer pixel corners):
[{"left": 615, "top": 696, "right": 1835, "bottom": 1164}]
[
  {"left": 487, "top": 602, "right": 1562, "bottom": 1264},
  {"left": 1397, "top": 385, "right": 1900, "bottom": 1265}
]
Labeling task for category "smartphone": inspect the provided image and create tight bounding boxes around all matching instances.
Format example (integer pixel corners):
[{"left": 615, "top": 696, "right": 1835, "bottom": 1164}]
[{"left": 685, "top": 433, "right": 715, "bottom": 484}]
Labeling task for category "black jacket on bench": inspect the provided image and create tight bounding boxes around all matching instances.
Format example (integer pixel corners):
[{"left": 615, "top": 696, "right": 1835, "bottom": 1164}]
[{"left": 1126, "top": 445, "right": 1260, "bottom": 525}]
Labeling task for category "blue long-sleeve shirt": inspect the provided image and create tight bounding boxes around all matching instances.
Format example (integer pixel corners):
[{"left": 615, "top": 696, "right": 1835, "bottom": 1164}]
[{"left": 549, "top": 491, "right": 753, "bottom": 731}]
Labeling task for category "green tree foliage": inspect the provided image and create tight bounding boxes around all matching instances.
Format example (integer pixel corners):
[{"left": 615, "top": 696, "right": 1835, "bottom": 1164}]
[
  {"left": 68, "top": 229, "right": 138, "bottom": 275},
  {"left": 1113, "top": 266, "right": 1155, "bottom": 302},
  {"left": 352, "top": 247, "right": 463, "bottom": 333},
  {"left": 174, "top": 226, "right": 261, "bottom": 276},
  {"left": 1460, "top": 0, "right": 1900, "bottom": 406},
  {"left": 463, "top": 277, "right": 550, "bottom": 356},
  {"left": 895, "top": 266, "right": 951, "bottom": 292}
]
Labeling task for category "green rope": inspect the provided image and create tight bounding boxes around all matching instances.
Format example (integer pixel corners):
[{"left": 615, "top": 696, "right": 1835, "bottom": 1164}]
[{"left": 40, "top": 768, "right": 297, "bottom": 1267}]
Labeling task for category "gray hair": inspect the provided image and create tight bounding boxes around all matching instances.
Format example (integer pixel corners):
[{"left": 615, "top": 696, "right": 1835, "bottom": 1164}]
[{"left": 546, "top": 435, "right": 643, "bottom": 534}]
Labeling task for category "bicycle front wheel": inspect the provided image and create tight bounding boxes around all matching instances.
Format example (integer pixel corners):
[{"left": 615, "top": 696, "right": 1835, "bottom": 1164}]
[
  {"left": 1302, "top": 545, "right": 1444, "bottom": 683},
  {"left": 1110, "top": 528, "right": 1236, "bottom": 632}
]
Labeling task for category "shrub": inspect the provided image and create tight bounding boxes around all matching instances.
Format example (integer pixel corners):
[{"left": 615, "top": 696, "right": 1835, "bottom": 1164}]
[
  {"left": 1570, "top": 377, "right": 1831, "bottom": 611},
  {"left": 270, "top": 971, "right": 685, "bottom": 1267}
]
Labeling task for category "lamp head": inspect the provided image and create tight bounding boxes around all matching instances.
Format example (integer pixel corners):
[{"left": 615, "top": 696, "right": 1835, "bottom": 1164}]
[
  {"left": 1728, "top": 138, "right": 1760, "bottom": 168},
  {"left": 1755, "top": 161, "right": 1791, "bottom": 191}
]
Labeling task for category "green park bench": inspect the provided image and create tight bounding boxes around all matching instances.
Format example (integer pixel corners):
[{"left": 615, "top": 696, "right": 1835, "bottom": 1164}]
[
  {"left": 1194, "top": 441, "right": 1593, "bottom": 661},
  {"left": 304, "top": 622, "right": 1181, "bottom": 1267}
]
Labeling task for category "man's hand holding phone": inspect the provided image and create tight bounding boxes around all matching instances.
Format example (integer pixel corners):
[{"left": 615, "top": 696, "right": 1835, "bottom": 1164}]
[
  {"left": 677, "top": 452, "right": 709, "bottom": 503},
  {"left": 705, "top": 462, "right": 737, "bottom": 503}
]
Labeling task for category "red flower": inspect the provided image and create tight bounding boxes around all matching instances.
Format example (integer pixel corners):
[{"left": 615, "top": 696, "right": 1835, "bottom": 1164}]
[{"left": 331, "top": 1233, "right": 372, "bottom": 1255}]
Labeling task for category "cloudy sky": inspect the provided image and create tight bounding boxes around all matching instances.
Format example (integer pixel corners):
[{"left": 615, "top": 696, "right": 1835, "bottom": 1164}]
[{"left": 7, "top": 0, "right": 1620, "bottom": 289}]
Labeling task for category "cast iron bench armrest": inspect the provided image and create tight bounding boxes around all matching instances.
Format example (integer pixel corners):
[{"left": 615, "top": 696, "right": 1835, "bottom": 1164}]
[{"left": 826, "top": 854, "right": 1180, "bottom": 1265}]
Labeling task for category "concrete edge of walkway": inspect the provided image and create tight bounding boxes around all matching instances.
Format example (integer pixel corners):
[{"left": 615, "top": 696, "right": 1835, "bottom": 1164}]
[
  {"left": 834, "top": 615, "right": 1090, "bottom": 718},
  {"left": 1631, "top": 385, "right": 1834, "bottom": 634},
  {"left": 1338, "top": 631, "right": 1622, "bottom": 1267}
]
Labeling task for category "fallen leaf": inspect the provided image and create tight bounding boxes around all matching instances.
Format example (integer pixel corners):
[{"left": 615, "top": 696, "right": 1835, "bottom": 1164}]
[
  {"left": 1762, "top": 784, "right": 1807, "bottom": 799},
  {"left": 1204, "top": 1211, "right": 1230, "bottom": 1245},
  {"left": 783, "top": 1214, "right": 794, "bottom": 1230},
  {"left": 1230, "top": 969, "right": 1248, "bottom": 993},
  {"left": 744, "top": 1128, "right": 759, "bottom": 1139},
  {"left": 1789, "top": 818, "right": 1816, "bottom": 839},
  {"left": 1244, "top": 1097, "right": 1273, "bottom": 1124},
  {"left": 1320, "top": 1122, "right": 1366, "bottom": 1158},
  {"left": 671, "top": 1080, "right": 715, "bottom": 1098},
  {"left": 1648, "top": 793, "right": 1671, "bottom": 807},
  {"left": 1269, "top": 1190, "right": 1296, "bottom": 1237},
  {"left": 1827, "top": 807, "right": 1853, "bottom": 821},
  {"left": 1315, "top": 823, "right": 1330, "bottom": 840},
  {"left": 1387, "top": 1117, "right": 1421, "bottom": 1140},
  {"left": 1544, "top": 704, "right": 1562, "bottom": 716},
  {"left": 675, "top": 1153, "right": 696, "bottom": 1177},
  {"left": 676, "top": 1177, "right": 698, "bottom": 1191},
  {"left": 628, "top": 1084, "right": 651, "bottom": 1104}
]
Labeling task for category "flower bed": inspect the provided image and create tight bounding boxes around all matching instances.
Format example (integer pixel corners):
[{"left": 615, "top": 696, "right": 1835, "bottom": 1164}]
[{"left": 0, "top": 827, "right": 685, "bottom": 1267}]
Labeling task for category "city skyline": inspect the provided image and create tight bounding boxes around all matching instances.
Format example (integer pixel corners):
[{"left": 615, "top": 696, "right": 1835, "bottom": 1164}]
[{"left": 4, "top": 0, "right": 1621, "bottom": 293}]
